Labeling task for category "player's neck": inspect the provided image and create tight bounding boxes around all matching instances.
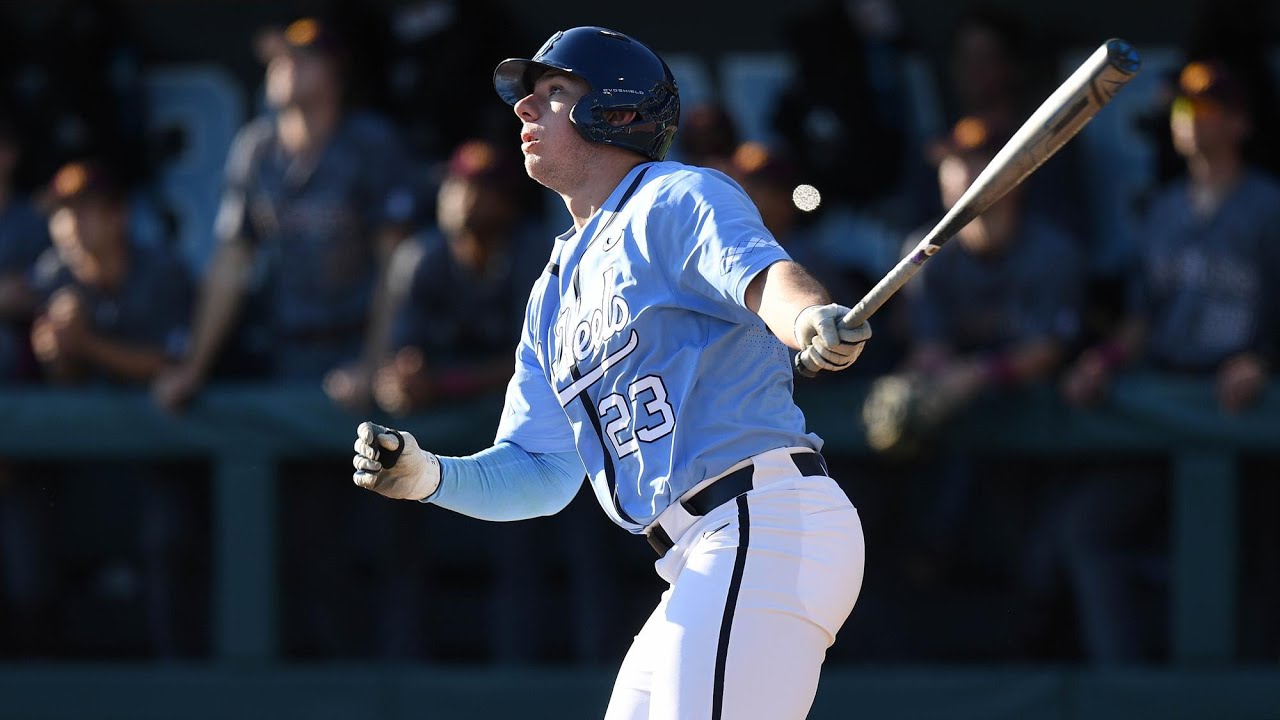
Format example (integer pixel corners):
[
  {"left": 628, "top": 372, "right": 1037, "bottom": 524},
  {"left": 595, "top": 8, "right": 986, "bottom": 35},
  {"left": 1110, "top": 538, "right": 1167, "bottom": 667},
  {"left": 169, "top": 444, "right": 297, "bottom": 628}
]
[{"left": 562, "top": 155, "right": 646, "bottom": 230}]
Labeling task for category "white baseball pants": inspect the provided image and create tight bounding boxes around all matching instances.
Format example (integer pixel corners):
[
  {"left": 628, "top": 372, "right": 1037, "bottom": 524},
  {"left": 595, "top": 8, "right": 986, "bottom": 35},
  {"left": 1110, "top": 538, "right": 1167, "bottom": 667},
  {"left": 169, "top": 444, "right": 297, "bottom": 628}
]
[{"left": 604, "top": 447, "right": 865, "bottom": 720}]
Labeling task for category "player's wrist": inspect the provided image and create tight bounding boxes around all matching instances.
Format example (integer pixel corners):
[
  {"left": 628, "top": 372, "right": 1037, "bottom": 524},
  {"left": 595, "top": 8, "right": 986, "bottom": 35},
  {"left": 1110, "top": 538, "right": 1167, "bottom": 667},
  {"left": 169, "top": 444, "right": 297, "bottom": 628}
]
[
  {"left": 409, "top": 450, "right": 442, "bottom": 500},
  {"left": 792, "top": 303, "right": 830, "bottom": 346}
]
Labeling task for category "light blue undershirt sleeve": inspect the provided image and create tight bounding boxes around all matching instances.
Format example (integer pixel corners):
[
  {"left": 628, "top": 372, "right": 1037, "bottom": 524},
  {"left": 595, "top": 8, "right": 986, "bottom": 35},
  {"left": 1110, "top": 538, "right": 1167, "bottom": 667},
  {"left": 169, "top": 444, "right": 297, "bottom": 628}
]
[{"left": 421, "top": 442, "right": 586, "bottom": 522}]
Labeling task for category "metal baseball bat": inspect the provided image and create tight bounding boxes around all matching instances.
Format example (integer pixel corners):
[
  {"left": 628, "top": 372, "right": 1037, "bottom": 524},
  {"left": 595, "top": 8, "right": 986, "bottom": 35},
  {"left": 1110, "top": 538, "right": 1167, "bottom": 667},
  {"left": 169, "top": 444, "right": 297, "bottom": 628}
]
[{"left": 795, "top": 38, "right": 1141, "bottom": 377}]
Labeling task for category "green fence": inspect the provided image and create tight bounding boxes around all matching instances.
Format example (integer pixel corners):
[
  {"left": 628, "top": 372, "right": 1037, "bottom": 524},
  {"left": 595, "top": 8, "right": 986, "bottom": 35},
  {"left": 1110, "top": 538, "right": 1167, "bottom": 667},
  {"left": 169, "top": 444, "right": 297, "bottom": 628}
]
[{"left": 1, "top": 376, "right": 1277, "bottom": 718}]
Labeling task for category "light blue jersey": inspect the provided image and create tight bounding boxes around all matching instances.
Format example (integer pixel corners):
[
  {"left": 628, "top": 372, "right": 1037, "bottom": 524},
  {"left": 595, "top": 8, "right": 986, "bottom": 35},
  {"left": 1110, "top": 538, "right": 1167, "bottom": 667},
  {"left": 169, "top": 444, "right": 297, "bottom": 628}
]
[{"left": 495, "top": 161, "right": 821, "bottom": 532}]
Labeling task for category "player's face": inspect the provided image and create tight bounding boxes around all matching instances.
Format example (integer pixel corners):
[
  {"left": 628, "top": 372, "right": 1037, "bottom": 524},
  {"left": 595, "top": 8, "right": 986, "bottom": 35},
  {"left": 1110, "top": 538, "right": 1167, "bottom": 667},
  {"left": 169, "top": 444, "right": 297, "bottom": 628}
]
[{"left": 512, "top": 72, "right": 597, "bottom": 192}]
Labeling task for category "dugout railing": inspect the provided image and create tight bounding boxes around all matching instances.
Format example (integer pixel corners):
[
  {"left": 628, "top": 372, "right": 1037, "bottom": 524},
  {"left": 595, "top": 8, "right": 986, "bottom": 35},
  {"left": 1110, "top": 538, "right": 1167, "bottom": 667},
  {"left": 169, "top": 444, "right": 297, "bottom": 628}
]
[{"left": 0, "top": 376, "right": 1277, "bottom": 719}]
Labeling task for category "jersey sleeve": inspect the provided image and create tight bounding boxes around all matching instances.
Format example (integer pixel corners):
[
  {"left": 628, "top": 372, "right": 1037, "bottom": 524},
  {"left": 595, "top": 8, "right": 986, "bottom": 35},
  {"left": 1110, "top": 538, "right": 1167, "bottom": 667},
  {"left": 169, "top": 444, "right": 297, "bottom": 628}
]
[
  {"left": 428, "top": 443, "right": 585, "bottom": 522},
  {"left": 493, "top": 283, "right": 577, "bottom": 454},
  {"left": 649, "top": 171, "right": 792, "bottom": 314}
]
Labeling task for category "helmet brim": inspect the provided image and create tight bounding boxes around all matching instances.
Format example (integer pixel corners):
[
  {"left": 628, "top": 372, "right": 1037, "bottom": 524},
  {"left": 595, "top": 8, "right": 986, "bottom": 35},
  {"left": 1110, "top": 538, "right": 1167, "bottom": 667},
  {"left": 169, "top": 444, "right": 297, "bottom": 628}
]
[{"left": 493, "top": 58, "right": 582, "bottom": 105}]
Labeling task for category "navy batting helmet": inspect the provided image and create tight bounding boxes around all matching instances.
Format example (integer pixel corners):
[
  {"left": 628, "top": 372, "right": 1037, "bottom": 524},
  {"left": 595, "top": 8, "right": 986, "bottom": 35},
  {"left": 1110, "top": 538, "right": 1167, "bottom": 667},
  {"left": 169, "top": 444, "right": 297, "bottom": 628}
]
[{"left": 493, "top": 26, "right": 680, "bottom": 161}]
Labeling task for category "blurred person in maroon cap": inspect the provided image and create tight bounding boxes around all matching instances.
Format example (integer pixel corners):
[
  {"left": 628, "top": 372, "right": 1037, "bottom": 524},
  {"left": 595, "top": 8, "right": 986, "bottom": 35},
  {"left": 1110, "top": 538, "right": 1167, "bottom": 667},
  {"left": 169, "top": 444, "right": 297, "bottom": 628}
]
[
  {"left": 153, "top": 16, "right": 419, "bottom": 411},
  {"left": 363, "top": 142, "right": 552, "bottom": 662},
  {"left": 373, "top": 138, "right": 543, "bottom": 417}
]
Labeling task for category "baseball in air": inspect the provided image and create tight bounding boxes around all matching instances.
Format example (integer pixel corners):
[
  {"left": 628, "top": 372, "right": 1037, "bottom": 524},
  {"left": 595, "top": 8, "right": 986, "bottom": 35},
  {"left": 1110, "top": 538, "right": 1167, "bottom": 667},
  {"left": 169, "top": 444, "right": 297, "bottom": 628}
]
[{"left": 792, "top": 184, "right": 821, "bottom": 212}]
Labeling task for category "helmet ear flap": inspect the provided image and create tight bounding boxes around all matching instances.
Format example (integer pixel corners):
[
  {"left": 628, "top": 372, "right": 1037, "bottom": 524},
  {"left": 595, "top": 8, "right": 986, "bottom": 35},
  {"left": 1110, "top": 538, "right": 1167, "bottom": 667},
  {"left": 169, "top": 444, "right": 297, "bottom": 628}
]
[{"left": 569, "top": 94, "right": 607, "bottom": 143}]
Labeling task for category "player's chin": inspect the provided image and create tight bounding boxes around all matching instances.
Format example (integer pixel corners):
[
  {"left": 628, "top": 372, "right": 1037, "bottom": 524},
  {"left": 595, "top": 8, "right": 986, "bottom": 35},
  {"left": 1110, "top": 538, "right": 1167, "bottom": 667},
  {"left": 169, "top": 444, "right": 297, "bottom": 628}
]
[{"left": 524, "top": 158, "right": 563, "bottom": 191}]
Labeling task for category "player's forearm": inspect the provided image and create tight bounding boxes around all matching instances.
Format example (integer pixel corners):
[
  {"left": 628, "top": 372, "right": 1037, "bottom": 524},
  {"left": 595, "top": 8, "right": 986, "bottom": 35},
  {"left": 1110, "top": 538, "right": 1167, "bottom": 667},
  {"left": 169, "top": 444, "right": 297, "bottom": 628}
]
[
  {"left": 427, "top": 442, "right": 585, "bottom": 521},
  {"left": 183, "top": 240, "right": 253, "bottom": 376},
  {"left": 745, "top": 260, "right": 832, "bottom": 350}
]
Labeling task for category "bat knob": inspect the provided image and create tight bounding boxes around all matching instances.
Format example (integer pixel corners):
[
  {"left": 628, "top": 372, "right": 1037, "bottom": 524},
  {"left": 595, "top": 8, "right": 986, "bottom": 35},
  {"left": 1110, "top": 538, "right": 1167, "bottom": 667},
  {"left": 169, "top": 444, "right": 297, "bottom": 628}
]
[
  {"left": 1105, "top": 38, "right": 1141, "bottom": 74},
  {"left": 364, "top": 423, "right": 405, "bottom": 468},
  {"left": 793, "top": 350, "right": 819, "bottom": 378}
]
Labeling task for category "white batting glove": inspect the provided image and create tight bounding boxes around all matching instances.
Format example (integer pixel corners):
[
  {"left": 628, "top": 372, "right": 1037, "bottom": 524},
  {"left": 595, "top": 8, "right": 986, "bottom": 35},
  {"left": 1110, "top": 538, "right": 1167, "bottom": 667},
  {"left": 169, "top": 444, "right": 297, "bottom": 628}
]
[
  {"left": 352, "top": 421, "right": 441, "bottom": 500},
  {"left": 794, "top": 303, "right": 872, "bottom": 373}
]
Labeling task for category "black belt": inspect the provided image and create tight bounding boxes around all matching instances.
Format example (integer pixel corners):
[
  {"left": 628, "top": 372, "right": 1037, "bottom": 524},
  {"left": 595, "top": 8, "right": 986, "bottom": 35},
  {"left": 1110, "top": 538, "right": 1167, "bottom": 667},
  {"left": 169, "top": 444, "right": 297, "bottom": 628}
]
[{"left": 646, "top": 451, "right": 828, "bottom": 557}]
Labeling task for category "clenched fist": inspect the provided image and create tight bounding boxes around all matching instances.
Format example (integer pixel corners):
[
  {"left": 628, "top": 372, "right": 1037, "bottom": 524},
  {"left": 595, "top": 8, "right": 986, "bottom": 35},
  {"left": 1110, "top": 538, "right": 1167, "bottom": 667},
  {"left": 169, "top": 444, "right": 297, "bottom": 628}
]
[{"left": 352, "top": 421, "right": 441, "bottom": 500}]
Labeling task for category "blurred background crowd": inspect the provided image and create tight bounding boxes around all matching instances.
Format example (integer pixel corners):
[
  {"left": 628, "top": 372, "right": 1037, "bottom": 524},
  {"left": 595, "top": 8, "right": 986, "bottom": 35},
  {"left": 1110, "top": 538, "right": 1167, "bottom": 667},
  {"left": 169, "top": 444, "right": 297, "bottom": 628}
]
[{"left": 0, "top": 0, "right": 1277, "bottom": 670}]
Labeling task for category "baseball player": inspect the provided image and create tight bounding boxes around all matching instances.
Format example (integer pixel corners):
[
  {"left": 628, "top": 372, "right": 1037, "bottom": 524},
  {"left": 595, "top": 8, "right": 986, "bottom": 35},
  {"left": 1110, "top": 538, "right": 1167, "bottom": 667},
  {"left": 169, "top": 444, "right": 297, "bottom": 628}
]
[{"left": 352, "top": 27, "right": 870, "bottom": 719}]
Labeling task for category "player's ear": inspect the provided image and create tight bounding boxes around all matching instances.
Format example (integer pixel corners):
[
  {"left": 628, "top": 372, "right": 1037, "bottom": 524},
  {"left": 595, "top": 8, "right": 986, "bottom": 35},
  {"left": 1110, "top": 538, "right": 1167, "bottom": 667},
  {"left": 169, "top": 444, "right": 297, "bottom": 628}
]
[{"left": 602, "top": 110, "right": 637, "bottom": 127}]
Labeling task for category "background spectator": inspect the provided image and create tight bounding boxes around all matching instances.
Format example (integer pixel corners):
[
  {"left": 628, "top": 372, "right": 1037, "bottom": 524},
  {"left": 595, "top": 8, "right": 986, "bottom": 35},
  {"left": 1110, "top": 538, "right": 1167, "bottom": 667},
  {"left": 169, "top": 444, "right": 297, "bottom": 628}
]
[
  {"left": 153, "top": 17, "right": 419, "bottom": 411},
  {"left": 1063, "top": 60, "right": 1278, "bottom": 413},
  {"left": 375, "top": 138, "right": 541, "bottom": 416},
  {"left": 146, "top": 15, "right": 425, "bottom": 659},
  {"left": 30, "top": 161, "right": 191, "bottom": 384},
  {"left": 23, "top": 159, "right": 203, "bottom": 658},
  {"left": 857, "top": 116, "right": 1083, "bottom": 659},
  {"left": 904, "top": 116, "right": 1082, "bottom": 418},
  {"left": 1055, "top": 59, "right": 1280, "bottom": 663}
]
